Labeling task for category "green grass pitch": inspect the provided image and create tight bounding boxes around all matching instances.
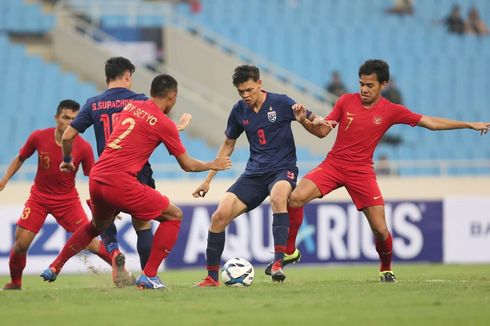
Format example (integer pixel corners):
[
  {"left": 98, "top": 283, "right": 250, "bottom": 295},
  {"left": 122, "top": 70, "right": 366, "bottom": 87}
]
[{"left": 1, "top": 264, "right": 489, "bottom": 325}]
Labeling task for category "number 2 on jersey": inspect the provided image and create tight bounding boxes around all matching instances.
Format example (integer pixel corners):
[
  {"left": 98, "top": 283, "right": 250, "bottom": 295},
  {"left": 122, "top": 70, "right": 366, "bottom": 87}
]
[
  {"left": 107, "top": 118, "right": 135, "bottom": 150},
  {"left": 257, "top": 128, "right": 267, "bottom": 145}
]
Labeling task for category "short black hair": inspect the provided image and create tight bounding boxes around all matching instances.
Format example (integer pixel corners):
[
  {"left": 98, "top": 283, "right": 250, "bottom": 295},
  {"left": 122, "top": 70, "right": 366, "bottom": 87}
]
[
  {"left": 105, "top": 57, "right": 136, "bottom": 84},
  {"left": 232, "top": 65, "right": 260, "bottom": 87},
  {"left": 358, "top": 59, "right": 390, "bottom": 83},
  {"left": 150, "top": 74, "right": 178, "bottom": 98},
  {"left": 56, "top": 99, "right": 80, "bottom": 116}
]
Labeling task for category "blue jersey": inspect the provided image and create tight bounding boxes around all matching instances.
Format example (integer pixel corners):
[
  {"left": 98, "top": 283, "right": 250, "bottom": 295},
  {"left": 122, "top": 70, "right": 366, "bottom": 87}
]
[
  {"left": 71, "top": 87, "right": 147, "bottom": 156},
  {"left": 225, "top": 92, "right": 298, "bottom": 175}
]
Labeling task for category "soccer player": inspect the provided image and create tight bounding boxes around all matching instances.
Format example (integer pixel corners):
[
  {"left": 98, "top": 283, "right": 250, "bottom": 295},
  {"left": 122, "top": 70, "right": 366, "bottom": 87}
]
[
  {"left": 40, "top": 74, "right": 231, "bottom": 289},
  {"left": 61, "top": 57, "right": 191, "bottom": 286},
  {"left": 0, "top": 100, "right": 114, "bottom": 290},
  {"left": 288, "top": 59, "right": 490, "bottom": 282},
  {"left": 193, "top": 65, "right": 318, "bottom": 286}
]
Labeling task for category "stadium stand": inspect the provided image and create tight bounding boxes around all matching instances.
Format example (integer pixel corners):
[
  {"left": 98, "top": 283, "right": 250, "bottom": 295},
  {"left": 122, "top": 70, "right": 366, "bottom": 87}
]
[{"left": 1, "top": 0, "right": 490, "bottom": 176}]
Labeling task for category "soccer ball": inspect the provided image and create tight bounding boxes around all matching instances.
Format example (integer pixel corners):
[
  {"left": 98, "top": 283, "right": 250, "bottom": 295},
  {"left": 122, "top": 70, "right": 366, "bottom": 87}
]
[{"left": 221, "top": 257, "right": 255, "bottom": 287}]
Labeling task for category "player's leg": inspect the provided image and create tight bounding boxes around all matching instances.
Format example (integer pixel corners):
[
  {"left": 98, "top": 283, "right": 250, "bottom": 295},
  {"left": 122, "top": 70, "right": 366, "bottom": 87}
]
[
  {"left": 6, "top": 199, "right": 47, "bottom": 289},
  {"left": 57, "top": 200, "right": 113, "bottom": 266},
  {"left": 346, "top": 171, "right": 395, "bottom": 282},
  {"left": 131, "top": 218, "right": 153, "bottom": 270},
  {"left": 193, "top": 193, "right": 248, "bottom": 287},
  {"left": 269, "top": 180, "right": 294, "bottom": 282},
  {"left": 4, "top": 226, "right": 36, "bottom": 290},
  {"left": 133, "top": 163, "right": 156, "bottom": 270},
  {"left": 362, "top": 205, "right": 395, "bottom": 282}
]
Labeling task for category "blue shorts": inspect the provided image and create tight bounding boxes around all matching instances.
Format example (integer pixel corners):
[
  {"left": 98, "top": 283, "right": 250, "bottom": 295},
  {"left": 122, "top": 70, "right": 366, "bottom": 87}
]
[
  {"left": 137, "top": 161, "right": 156, "bottom": 189},
  {"left": 227, "top": 166, "right": 298, "bottom": 211}
]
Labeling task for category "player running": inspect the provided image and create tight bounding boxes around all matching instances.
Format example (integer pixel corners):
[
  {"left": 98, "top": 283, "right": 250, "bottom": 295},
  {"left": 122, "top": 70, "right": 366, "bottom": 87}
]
[
  {"left": 62, "top": 57, "right": 191, "bottom": 287},
  {"left": 193, "top": 65, "right": 318, "bottom": 286},
  {"left": 0, "top": 100, "right": 115, "bottom": 290},
  {"left": 289, "top": 59, "right": 490, "bottom": 282},
  {"left": 40, "top": 74, "right": 231, "bottom": 289}
]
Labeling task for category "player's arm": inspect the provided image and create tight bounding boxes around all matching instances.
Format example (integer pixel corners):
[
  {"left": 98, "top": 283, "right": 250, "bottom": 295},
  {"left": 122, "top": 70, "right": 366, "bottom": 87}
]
[
  {"left": 192, "top": 137, "right": 236, "bottom": 198},
  {"left": 417, "top": 116, "right": 490, "bottom": 135},
  {"left": 176, "top": 113, "right": 192, "bottom": 131},
  {"left": 59, "top": 125, "right": 80, "bottom": 172},
  {"left": 292, "top": 103, "right": 337, "bottom": 138},
  {"left": 175, "top": 150, "right": 232, "bottom": 174},
  {"left": 0, "top": 156, "right": 25, "bottom": 191}
]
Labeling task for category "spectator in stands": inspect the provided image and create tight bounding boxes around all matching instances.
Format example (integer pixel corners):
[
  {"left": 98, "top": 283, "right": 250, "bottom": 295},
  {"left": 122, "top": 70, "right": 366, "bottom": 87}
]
[
  {"left": 325, "top": 71, "right": 348, "bottom": 98},
  {"left": 382, "top": 78, "right": 403, "bottom": 104},
  {"left": 465, "top": 6, "right": 490, "bottom": 36},
  {"left": 385, "top": 0, "right": 414, "bottom": 16},
  {"left": 444, "top": 4, "right": 465, "bottom": 35}
]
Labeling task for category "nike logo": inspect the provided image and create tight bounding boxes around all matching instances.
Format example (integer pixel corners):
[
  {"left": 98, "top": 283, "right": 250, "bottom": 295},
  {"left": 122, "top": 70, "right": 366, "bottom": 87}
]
[
  {"left": 346, "top": 112, "right": 355, "bottom": 116},
  {"left": 373, "top": 195, "right": 382, "bottom": 200},
  {"left": 75, "top": 219, "right": 84, "bottom": 225}
]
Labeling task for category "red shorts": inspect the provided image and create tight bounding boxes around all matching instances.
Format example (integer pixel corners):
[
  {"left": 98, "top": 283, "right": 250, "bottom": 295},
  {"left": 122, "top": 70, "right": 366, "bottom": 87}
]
[
  {"left": 17, "top": 192, "right": 89, "bottom": 234},
  {"left": 303, "top": 159, "right": 384, "bottom": 210},
  {"left": 89, "top": 177, "right": 169, "bottom": 222}
]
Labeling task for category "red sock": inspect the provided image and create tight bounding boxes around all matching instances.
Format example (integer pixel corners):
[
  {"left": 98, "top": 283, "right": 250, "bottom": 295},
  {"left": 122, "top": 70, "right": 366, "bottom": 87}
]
[
  {"left": 92, "top": 240, "right": 112, "bottom": 265},
  {"left": 50, "top": 222, "right": 100, "bottom": 273},
  {"left": 143, "top": 220, "right": 181, "bottom": 277},
  {"left": 9, "top": 249, "right": 26, "bottom": 286},
  {"left": 375, "top": 232, "right": 393, "bottom": 271},
  {"left": 286, "top": 206, "right": 304, "bottom": 255}
]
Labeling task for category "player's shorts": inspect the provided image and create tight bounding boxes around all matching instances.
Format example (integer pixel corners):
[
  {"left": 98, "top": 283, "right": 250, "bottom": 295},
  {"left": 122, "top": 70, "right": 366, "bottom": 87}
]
[
  {"left": 303, "top": 159, "right": 384, "bottom": 210},
  {"left": 136, "top": 161, "right": 156, "bottom": 189},
  {"left": 227, "top": 166, "right": 298, "bottom": 212},
  {"left": 89, "top": 176, "right": 169, "bottom": 222},
  {"left": 16, "top": 191, "right": 89, "bottom": 234}
]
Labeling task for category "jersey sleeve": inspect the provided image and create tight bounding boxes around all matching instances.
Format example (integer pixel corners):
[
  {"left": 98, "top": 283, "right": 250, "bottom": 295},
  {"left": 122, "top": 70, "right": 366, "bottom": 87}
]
[
  {"left": 70, "top": 99, "right": 94, "bottom": 133},
  {"left": 390, "top": 103, "right": 423, "bottom": 126},
  {"left": 80, "top": 140, "right": 95, "bottom": 176},
  {"left": 224, "top": 105, "right": 243, "bottom": 139},
  {"left": 18, "top": 131, "right": 39, "bottom": 160},
  {"left": 325, "top": 94, "right": 347, "bottom": 122},
  {"left": 160, "top": 120, "right": 186, "bottom": 157}
]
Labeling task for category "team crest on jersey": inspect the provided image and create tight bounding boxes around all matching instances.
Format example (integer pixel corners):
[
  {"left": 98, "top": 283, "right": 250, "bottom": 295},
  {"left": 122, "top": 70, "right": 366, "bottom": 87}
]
[
  {"left": 373, "top": 116, "right": 383, "bottom": 125},
  {"left": 267, "top": 107, "right": 277, "bottom": 123}
]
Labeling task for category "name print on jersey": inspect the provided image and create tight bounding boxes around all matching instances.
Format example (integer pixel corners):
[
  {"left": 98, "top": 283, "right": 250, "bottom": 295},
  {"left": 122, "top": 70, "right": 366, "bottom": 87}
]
[{"left": 123, "top": 103, "right": 158, "bottom": 125}]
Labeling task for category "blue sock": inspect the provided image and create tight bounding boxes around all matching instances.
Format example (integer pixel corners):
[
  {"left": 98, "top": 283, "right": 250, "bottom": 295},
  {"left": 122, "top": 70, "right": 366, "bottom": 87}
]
[
  {"left": 273, "top": 213, "right": 289, "bottom": 262},
  {"left": 136, "top": 228, "right": 154, "bottom": 270},
  {"left": 100, "top": 223, "right": 119, "bottom": 255},
  {"left": 206, "top": 231, "right": 225, "bottom": 281}
]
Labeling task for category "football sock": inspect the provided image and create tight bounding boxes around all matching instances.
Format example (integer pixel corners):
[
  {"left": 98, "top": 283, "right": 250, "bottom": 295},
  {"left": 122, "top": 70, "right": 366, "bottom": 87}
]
[
  {"left": 100, "top": 223, "right": 119, "bottom": 256},
  {"left": 272, "top": 213, "right": 289, "bottom": 261},
  {"left": 92, "top": 240, "right": 112, "bottom": 265},
  {"left": 206, "top": 231, "right": 225, "bottom": 281},
  {"left": 286, "top": 206, "right": 304, "bottom": 255},
  {"left": 136, "top": 228, "right": 154, "bottom": 270},
  {"left": 375, "top": 232, "right": 393, "bottom": 271},
  {"left": 143, "top": 220, "right": 181, "bottom": 277},
  {"left": 9, "top": 249, "right": 26, "bottom": 287},
  {"left": 50, "top": 222, "right": 100, "bottom": 273}
]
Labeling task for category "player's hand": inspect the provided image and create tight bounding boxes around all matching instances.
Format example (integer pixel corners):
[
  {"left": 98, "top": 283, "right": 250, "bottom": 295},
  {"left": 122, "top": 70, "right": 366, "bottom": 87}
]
[
  {"left": 313, "top": 118, "right": 337, "bottom": 129},
  {"left": 192, "top": 182, "right": 210, "bottom": 198},
  {"left": 59, "top": 161, "right": 75, "bottom": 173},
  {"left": 292, "top": 103, "right": 307, "bottom": 122},
  {"left": 470, "top": 122, "right": 490, "bottom": 135},
  {"left": 0, "top": 180, "right": 6, "bottom": 191},
  {"left": 177, "top": 113, "right": 192, "bottom": 131},
  {"left": 213, "top": 156, "right": 232, "bottom": 171}
]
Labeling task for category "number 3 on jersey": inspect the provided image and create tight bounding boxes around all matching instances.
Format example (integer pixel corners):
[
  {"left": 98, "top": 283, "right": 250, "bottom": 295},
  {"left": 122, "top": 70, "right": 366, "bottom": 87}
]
[
  {"left": 257, "top": 128, "right": 267, "bottom": 145},
  {"left": 108, "top": 118, "right": 135, "bottom": 149}
]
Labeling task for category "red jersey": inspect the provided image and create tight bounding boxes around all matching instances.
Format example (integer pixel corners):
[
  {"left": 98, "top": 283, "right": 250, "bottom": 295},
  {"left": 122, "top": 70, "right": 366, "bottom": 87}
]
[
  {"left": 90, "top": 100, "right": 186, "bottom": 182},
  {"left": 326, "top": 94, "right": 422, "bottom": 165},
  {"left": 18, "top": 127, "right": 94, "bottom": 197}
]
